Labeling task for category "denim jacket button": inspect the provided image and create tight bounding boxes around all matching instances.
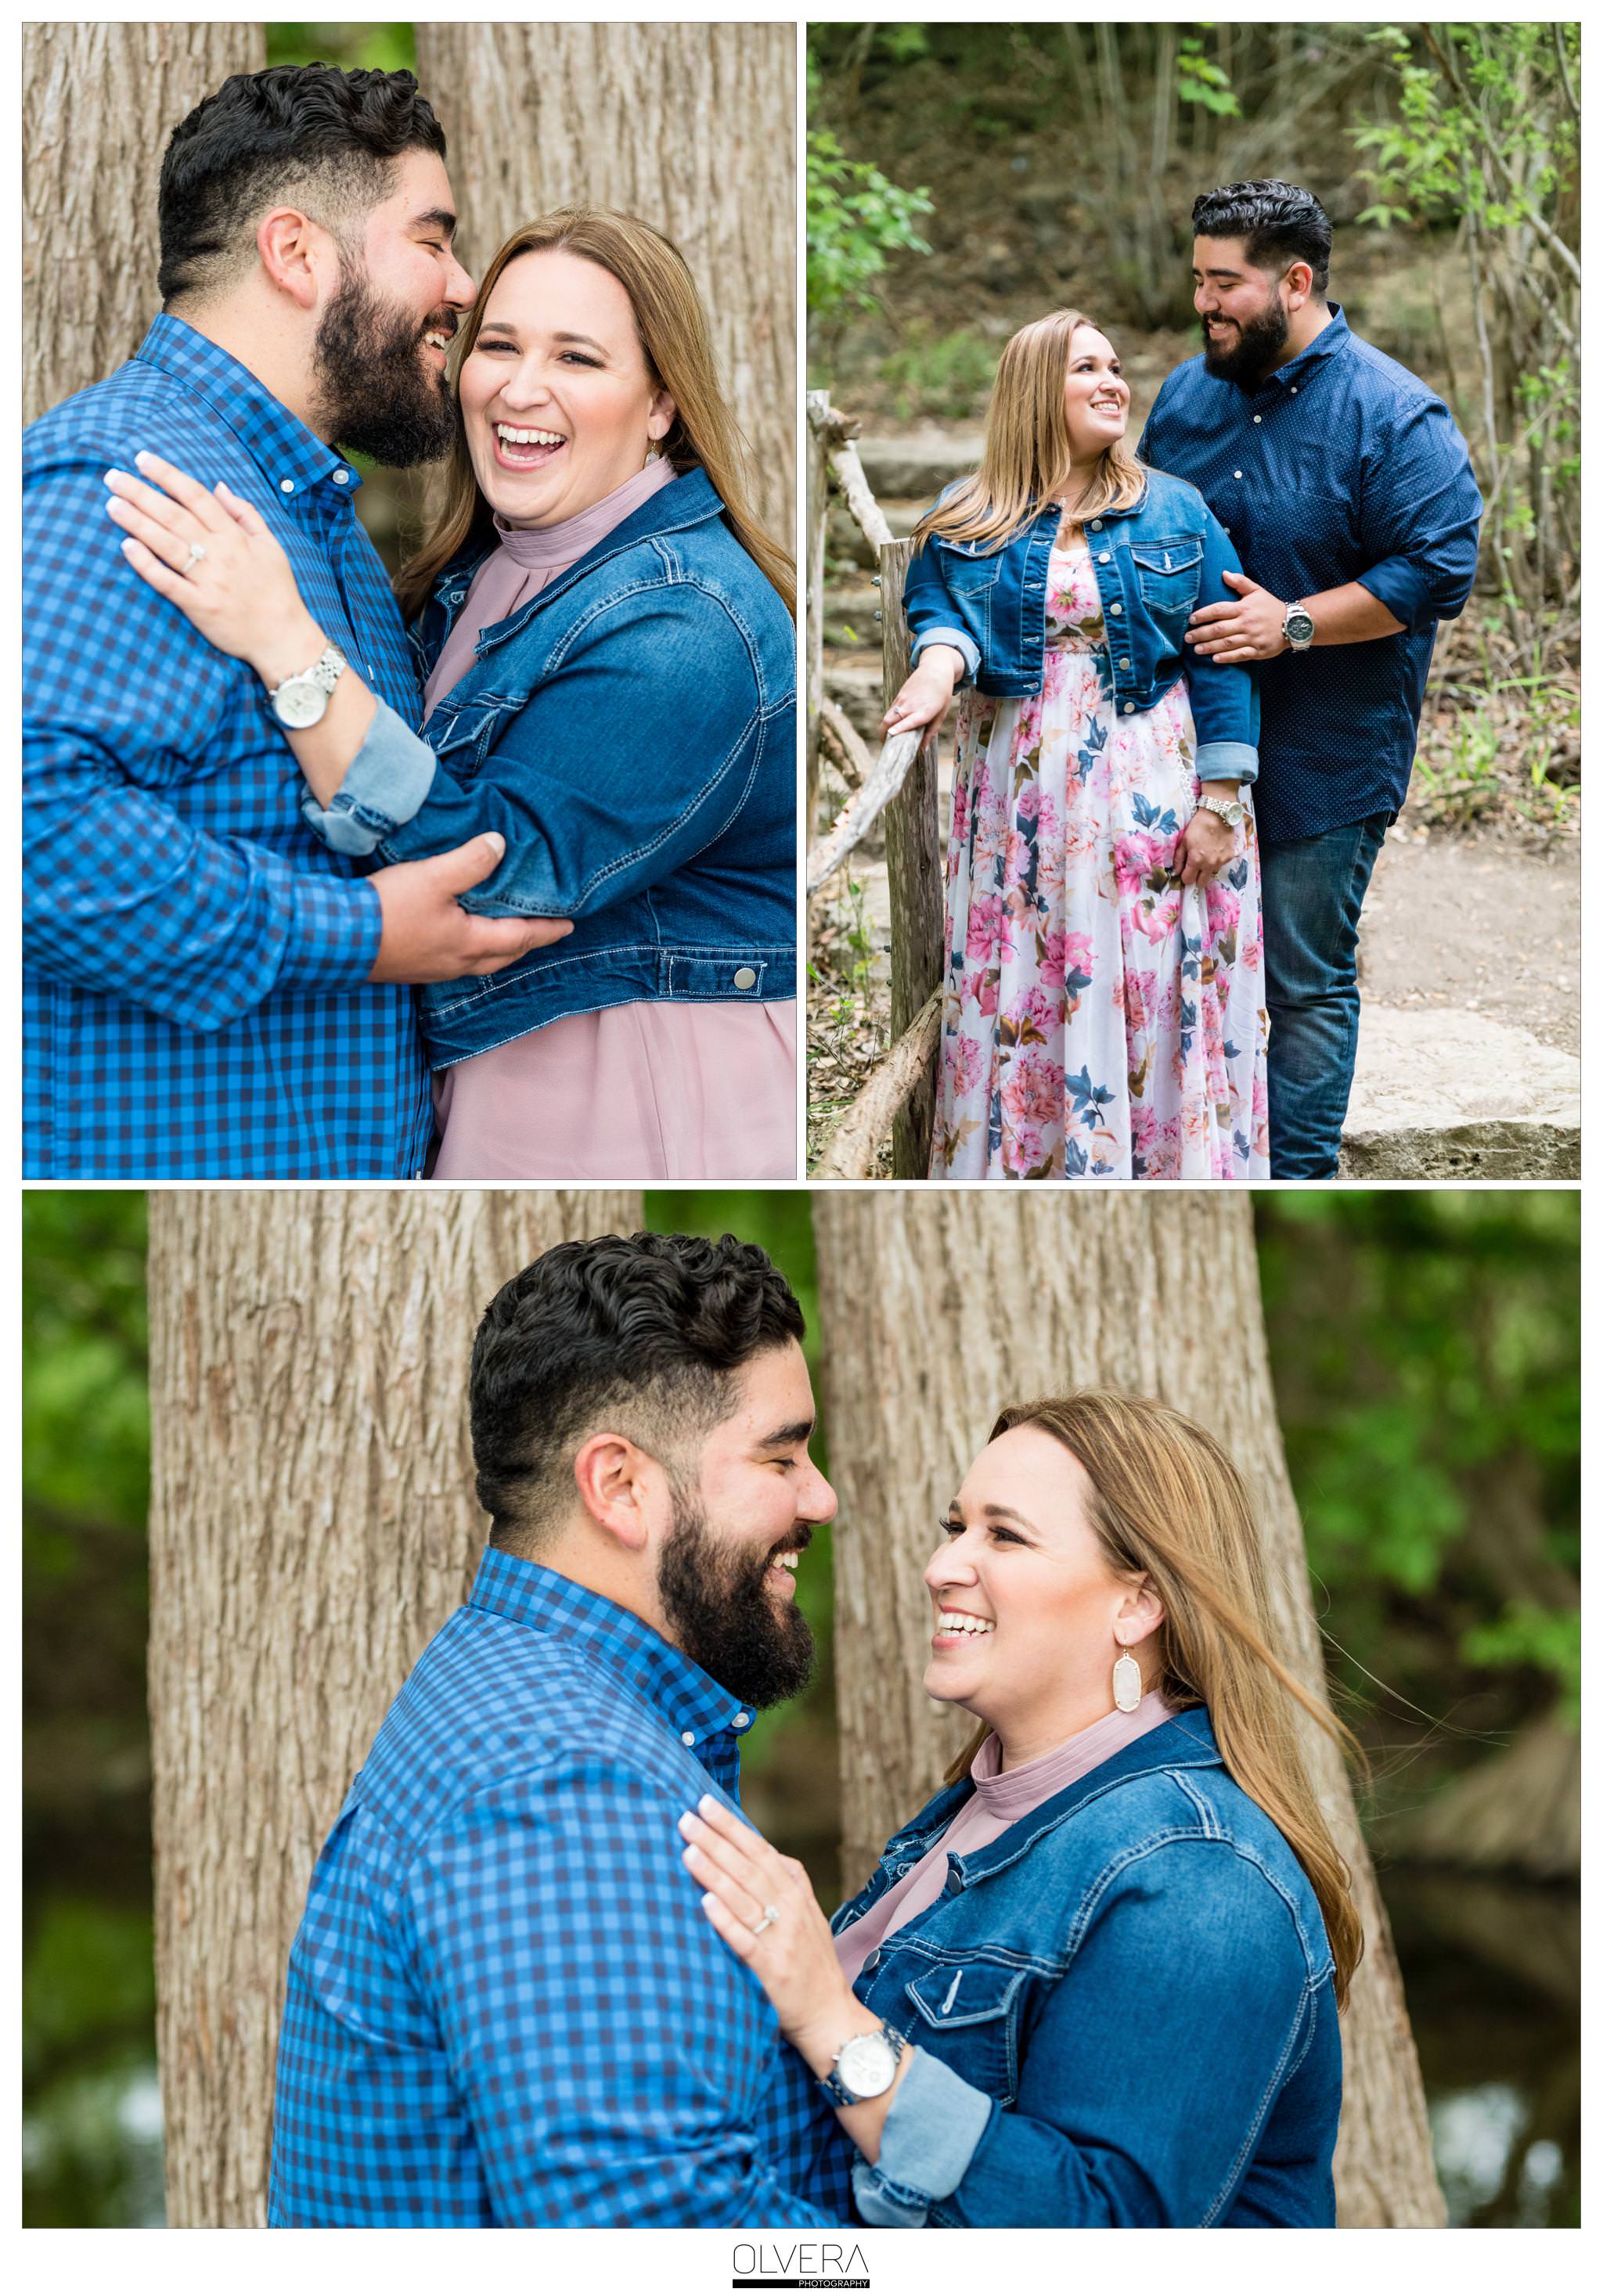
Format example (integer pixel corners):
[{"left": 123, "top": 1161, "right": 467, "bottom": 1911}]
[
  {"left": 1119, "top": 657, "right": 1131, "bottom": 670},
  {"left": 1097, "top": 552, "right": 1111, "bottom": 563},
  {"left": 1090, "top": 518, "right": 1103, "bottom": 531},
  {"left": 1124, "top": 701, "right": 1136, "bottom": 714},
  {"left": 1108, "top": 602, "right": 1122, "bottom": 615},
  {"left": 864, "top": 1950, "right": 881, "bottom": 1971},
  {"left": 733, "top": 966, "right": 757, "bottom": 990}
]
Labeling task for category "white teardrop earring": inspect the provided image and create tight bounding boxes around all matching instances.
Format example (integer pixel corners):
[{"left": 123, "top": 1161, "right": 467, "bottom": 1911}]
[{"left": 1112, "top": 1640, "right": 1143, "bottom": 1713}]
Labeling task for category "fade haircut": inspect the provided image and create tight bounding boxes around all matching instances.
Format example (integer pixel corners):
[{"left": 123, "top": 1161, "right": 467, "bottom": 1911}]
[
  {"left": 470, "top": 1233, "right": 807, "bottom": 1553},
  {"left": 1191, "top": 179, "right": 1332, "bottom": 297},
  {"left": 157, "top": 63, "right": 447, "bottom": 308}
]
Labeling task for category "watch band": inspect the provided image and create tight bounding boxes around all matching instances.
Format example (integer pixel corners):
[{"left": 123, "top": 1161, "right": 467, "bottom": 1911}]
[
  {"left": 1196, "top": 794, "right": 1244, "bottom": 826},
  {"left": 1282, "top": 601, "right": 1316, "bottom": 652},
  {"left": 818, "top": 2022, "right": 909, "bottom": 2107}
]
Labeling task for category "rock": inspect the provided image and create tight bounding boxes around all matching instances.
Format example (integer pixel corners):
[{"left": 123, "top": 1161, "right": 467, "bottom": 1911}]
[
  {"left": 823, "top": 663, "right": 888, "bottom": 743},
  {"left": 1339, "top": 1007, "right": 1580, "bottom": 1178},
  {"left": 856, "top": 434, "right": 985, "bottom": 500}
]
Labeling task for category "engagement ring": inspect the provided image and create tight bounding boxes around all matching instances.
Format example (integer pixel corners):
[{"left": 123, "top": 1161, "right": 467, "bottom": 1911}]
[
  {"left": 184, "top": 542, "right": 207, "bottom": 571},
  {"left": 751, "top": 1904, "right": 780, "bottom": 1935}
]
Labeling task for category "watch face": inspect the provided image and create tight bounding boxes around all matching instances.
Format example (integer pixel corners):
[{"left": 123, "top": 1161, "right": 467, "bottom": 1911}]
[
  {"left": 1286, "top": 608, "right": 1316, "bottom": 642},
  {"left": 835, "top": 2031, "right": 898, "bottom": 2100},
  {"left": 273, "top": 678, "right": 328, "bottom": 730}
]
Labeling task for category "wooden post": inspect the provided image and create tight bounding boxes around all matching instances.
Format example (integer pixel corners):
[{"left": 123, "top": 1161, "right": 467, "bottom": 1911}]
[
  {"left": 879, "top": 537, "right": 942, "bottom": 1179},
  {"left": 805, "top": 393, "right": 830, "bottom": 834}
]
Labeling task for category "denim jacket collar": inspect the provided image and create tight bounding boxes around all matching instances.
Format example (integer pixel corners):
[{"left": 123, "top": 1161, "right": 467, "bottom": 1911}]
[{"left": 423, "top": 466, "right": 724, "bottom": 659}]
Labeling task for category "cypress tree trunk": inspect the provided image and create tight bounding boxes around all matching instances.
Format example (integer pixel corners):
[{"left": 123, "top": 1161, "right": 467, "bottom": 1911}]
[
  {"left": 413, "top": 22, "right": 796, "bottom": 550},
  {"left": 23, "top": 22, "right": 265, "bottom": 424},
  {"left": 146, "top": 1188, "right": 640, "bottom": 2226},
  {"left": 811, "top": 1189, "right": 1446, "bottom": 2228}
]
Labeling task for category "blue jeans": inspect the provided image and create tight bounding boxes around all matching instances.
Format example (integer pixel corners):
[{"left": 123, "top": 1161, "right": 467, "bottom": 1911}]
[{"left": 1259, "top": 813, "right": 1390, "bottom": 1178}]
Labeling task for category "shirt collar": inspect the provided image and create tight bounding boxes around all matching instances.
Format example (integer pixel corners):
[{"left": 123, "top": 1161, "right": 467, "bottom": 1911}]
[
  {"left": 466, "top": 1546, "right": 756, "bottom": 1752},
  {"left": 132, "top": 311, "right": 362, "bottom": 505},
  {"left": 1263, "top": 301, "right": 1350, "bottom": 391}
]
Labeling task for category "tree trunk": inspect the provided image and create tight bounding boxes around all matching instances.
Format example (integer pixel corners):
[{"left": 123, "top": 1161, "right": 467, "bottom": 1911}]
[
  {"left": 413, "top": 23, "right": 795, "bottom": 552},
  {"left": 146, "top": 1188, "right": 640, "bottom": 2227},
  {"left": 811, "top": 1191, "right": 1446, "bottom": 2228},
  {"left": 878, "top": 538, "right": 942, "bottom": 1178},
  {"left": 23, "top": 22, "right": 265, "bottom": 426}
]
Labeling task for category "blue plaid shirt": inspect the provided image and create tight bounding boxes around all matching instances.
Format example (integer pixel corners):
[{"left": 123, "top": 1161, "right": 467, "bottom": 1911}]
[
  {"left": 268, "top": 1551, "right": 856, "bottom": 2227},
  {"left": 1138, "top": 305, "right": 1482, "bottom": 843},
  {"left": 23, "top": 315, "right": 432, "bottom": 1177}
]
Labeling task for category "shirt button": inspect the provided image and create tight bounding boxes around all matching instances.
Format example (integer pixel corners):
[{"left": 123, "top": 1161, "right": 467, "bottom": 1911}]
[
  {"left": 733, "top": 966, "right": 756, "bottom": 989},
  {"left": 733, "top": 1711, "right": 749, "bottom": 1729},
  {"left": 1252, "top": 415, "right": 1262, "bottom": 424},
  {"left": 681, "top": 1730, "right": 696, "bottom": 1747},
  {"left": 1290, "top": 385, "right": 1298, "bottom": 394},
  {"left": 1090, "top": 518, "right": 1103, "bottom": 530},
  {"left": 1233, "top": 470, "right": 1243, "bottom": 480},
  {"left": 280, "top": 478, "right": 295, "bottom": 494},
  {"left": 1097, "top": 551, "right": 1111, "bottom": 563},
  {"left": 1108, "top": 601, "right": 1122, "bottom": 614},
  {"left": 332, "top": 468, "right": 350, "bottom": 484}
]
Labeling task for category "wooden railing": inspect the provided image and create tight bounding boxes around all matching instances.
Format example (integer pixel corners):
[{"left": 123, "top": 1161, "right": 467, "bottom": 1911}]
[{"left": 806, "top": 392, "right": 942, "bottom": 1179}]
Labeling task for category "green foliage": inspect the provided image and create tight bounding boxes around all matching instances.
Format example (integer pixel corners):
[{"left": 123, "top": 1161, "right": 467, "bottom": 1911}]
[
  {"left": 1176, "top": 36, "right": 1241, "bottom": 119},
  {"left": 877, "top": 325, "right": 997, "bottom": 422},
  {"left": 265, "top": 23, "right": 416, "bottom": 74},
  {"left": 806, "top": 129, "right": 933, "bottom": 330},
  {"left": 1463, "top": 1604, "right": 1581, "bottom": 1726},
  {"left": 23, "top": 1193, "right": 149, "bottom": 1546}
]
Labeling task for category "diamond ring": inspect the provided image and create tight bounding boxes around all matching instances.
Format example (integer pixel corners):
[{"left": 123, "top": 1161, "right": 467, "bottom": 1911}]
[
  {"left": 750, "top": 1903, "right": 781, "bottom": 1935},
  {"left": 184, "top": 542, "right": 207, "bottom": 572}
]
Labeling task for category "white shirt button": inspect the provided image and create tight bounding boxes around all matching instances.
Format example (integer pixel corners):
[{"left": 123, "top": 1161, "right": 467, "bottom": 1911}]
[
  {"left": 1108, "top": 601, "right": 1122, "bottom": 614},
  {"left": 332, "top": 468, "right": 350, "bottom": 484},
  {"left": 280, "top": 478, "right": 295, "bottom": 493},
  {"left": 681, "top": 1730, "right": 696, "bottom": 1747},
  {"left": 1233, "top": 470, "right": 1243, "bottom": 480},
  {"left": 733, "top": 966, "right": 756, "bottom": 989},
  {"left": 1290, "top": 385, "right": 1298, "bottom": 394},
  {"left": 733, "top": 1712, "right": 749, "bottom": 1729},
  {"left": 1252, "top": 414, "right": 1262, "bottom": 423}
]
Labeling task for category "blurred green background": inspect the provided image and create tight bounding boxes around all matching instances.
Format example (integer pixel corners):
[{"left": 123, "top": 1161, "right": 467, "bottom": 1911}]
[{"left": 22, "top": 1189, "right": 1579, "bottom": 2226}]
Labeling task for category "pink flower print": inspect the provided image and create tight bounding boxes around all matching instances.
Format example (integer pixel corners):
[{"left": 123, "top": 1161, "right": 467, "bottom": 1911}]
[
  {"left": 1129, "top": 1102, "right": 1159, "bottom": 1160},
  {"left": 1111, "top": 833, "right": 1162, "bottom": 900},
  {"left": 1039, "top": 929, "right": 1094, "bottom": 992},
  {"left": 1003, "top": 1121, "right": 1046, "bottom": 1178},
  {"left": 950, "top": 1034, "right": 984, "bottom": 1096},
  {"left": 1003, "top": 830, "right": 1032, "bottom": 886},
  {"left": 950, "top": 782, "right": 970, "bottom": 844},
  {"left": 1000, "top": 1046, "right": 1066, "bottom": 1131},
  {"left": 1016, "top": 783, "right": 1042, "bottom": 825},
  {"left": 1003, "top": 984, "right": 1058, "bottom": 1045},
  {"left": 965, "top": 894, "right": 1010, "bottom": 966},
  {"left": 974, "top": 970, "right": 1000, "bottom": 1018}
]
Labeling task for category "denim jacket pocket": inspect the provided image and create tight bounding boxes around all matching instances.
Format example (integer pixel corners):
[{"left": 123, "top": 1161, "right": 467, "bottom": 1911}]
[
  {"left": 1129, "top": 537, "right": 1204, "bottom": 621},
  {"left": 420, "top": 699, "right": 515, "bottom": 776},
  {"left": 940, "top": 542, "right": 1005, "bottom": 594},
  {"left": 902, "top": 1960, "right": 1028, "bottom": 2103}
]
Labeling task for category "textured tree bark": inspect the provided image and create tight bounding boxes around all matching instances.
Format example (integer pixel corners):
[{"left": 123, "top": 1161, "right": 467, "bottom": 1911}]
[
  {"left": 878, "top": 538, "right": 942, "bottom": 1178},
  {"left": 413, "top": 22, "right": 795, "bottom": 550},
  {"left": 811, "top": 1190, "right": 1446, "bottom": 2227},
  {"left": 147, "top": 1189, "right": 640, "bottom": 2227},
  {"left": 23, "top": 22, "right": 265, "bottom": 425}
]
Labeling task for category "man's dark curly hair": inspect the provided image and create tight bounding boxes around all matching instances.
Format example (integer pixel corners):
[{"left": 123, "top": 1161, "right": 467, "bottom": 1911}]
[
  {"left": 1191, "top": 179, "right": 1332, "bottom": 297},
  {"left": 157, "top": 63, "right": 447, "bottom": 307},
  {"left": 470, "top": 1233, "right": 806, "bottom": 1551}
]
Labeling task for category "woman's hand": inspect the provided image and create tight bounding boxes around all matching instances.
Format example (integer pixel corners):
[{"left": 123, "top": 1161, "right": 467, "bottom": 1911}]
[
  {"left": 1173, "top": 803, "right": 1237, "bottom": 889},
  {"left": 105, "top": 451, "right": 325, "bottom": 688},
  {"left": 679, "top": 1796, "right": 862, "bottom": 2063},
  {"left": 883, "top": 646, "right": 964, "bottom": 740}
]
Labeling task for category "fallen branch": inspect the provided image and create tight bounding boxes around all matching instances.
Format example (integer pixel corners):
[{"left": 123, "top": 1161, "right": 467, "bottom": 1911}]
[
  {"left": 813, "top": 990, "right": 942, "bottom": 1179},
  {"left": 807, "top": 729, "right": 923, "bottom": 892},
  {"left": 819, "top": 693, "right": 872, "bottom": 790}
]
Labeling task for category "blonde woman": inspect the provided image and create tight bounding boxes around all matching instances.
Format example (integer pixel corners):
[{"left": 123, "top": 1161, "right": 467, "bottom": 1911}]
[
  {"left": 104, "top": 210, "right": 797, "bottom": 1181},
  {"left": 680, "top": 1390, "right": 1355, "bottom": 2227},
  {"left": 888, "top": 313, "right": 1268, "bottom": 1179}
]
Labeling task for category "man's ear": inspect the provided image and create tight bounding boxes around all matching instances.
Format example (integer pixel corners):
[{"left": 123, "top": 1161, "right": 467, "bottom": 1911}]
[
  {"left": 1281, "top": 258, "right": 1315, "bottom": 312},
  {"left": 571, "top": 1430, "right": 665, "bottom": 1553},
  {"left": 257, "top": 207, "right": 334, "bottom": 311}
]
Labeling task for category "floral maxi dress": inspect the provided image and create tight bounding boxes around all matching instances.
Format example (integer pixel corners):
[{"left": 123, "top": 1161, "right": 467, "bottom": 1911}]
[{"left": 930, "top": 538, "right": 1269, "bottom": 1179}]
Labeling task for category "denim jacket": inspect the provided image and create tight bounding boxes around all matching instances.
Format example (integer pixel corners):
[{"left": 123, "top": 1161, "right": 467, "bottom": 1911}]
[
  {"left": 301, "top": 468, "right": 796, "bottom": 1065},
  {"left": 843, "top": 1710, "right": 1341, "bottom": 2227},
  {"left": 903, "top": 469, "right": 1259, "bottom": 785}
]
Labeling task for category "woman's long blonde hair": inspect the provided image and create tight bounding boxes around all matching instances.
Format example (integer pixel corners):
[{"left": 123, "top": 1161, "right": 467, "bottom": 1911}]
[
  {"left": 945, "top": 1390, "right": 1364, "bottom": 2007},
  {"left": 913, "top": 308, "right": 1147, "bottom": 554},
  {"left": 397, "top": 206, "right": 793, "bottom": 621}
]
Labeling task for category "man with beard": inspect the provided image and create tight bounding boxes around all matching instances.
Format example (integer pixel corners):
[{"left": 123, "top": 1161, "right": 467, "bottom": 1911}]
[
  {"left": 1138, "top": 180, "right": 1481, "bottom": 1176},
  {"left": 23, "top": 64, "right": 567, "bottom": 1178},
  {"left": 268, "top": 1232, "right": 858, "bottom": 2226}
]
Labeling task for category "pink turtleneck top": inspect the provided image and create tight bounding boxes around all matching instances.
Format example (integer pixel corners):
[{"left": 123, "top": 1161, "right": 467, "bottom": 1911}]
[
  {"left": 834, "top": 1690, "right": 1176, "bottom": 1987},
  {"left": 422, "top": 458, "right": 796, "bottom": 1182}
]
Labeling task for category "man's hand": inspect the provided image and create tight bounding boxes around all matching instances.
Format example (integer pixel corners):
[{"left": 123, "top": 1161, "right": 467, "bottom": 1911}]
[
  {"left": 367, "top": 833, "right": 573, "bottom": 983},
  {"left": 1187, "top": 570, "right": 1289, "bottom": 663}
]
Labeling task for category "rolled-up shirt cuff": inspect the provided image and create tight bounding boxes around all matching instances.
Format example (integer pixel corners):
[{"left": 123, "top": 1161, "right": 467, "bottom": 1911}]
[
  {"left": 912, "top": 624, "right": 980, "bottom": 683},
  {"left": 300, "top": 696, "right": 438, "bottom": 856},
  {"left": 850, "top": 2047, "right": 996, "bottom": 2226},
  {"left": 1354, "top": 556, "right": 1432, "bottom": 632},
  {"left": 1195, "top": 740, "right": 1259, "bottom": 787},
  {"left": 275, "top": 870, "right": 383, "bottom": 993}
]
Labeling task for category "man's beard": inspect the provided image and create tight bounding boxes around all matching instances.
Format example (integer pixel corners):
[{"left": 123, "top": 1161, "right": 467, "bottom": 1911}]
[
  {"left": 1201, "top": 296, "right": 1290, "bottom": 388},
  {"left": 658, "top": 1496, "right": 816, "bottom": 1711},
  {"left": 313, "top": 262, "right": 458, "bottom": 468}
]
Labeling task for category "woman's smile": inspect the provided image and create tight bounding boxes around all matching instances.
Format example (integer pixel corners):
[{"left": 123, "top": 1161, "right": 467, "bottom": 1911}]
[{"left": 489, "top": 420, "right": 567, "bottom": 471}]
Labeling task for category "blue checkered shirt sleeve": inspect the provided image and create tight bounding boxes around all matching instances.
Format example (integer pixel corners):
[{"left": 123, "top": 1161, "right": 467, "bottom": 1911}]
[
  {"left": 400, "top": 1752, "right": 848, "bottom": 2228},
  {"left": 23, "top": 445, "right": 380, "bottom": 1027}
]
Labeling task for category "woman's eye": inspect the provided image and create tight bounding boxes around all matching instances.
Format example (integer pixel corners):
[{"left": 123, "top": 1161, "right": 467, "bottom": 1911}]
[
  {"left": 560, "top": 351, "right": 601, "bottom": 367},
  {"left": 938, "top": 1517, "right": 964, "bottom": 1539}
]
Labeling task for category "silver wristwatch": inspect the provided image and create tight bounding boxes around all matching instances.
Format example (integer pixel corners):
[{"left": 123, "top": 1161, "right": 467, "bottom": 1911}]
[
  {"left": 818, "top": 2023, "right": 908, "bottom": 2107},
  {"left": 1197, "top": 794, "right": 1245, "bottom": 830},
  {"left": 269, "top": 643, "right": 348, "bottom": 729},
  {"left": 1282, "top": 601, "right": 1316, "bottom": 652}
]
